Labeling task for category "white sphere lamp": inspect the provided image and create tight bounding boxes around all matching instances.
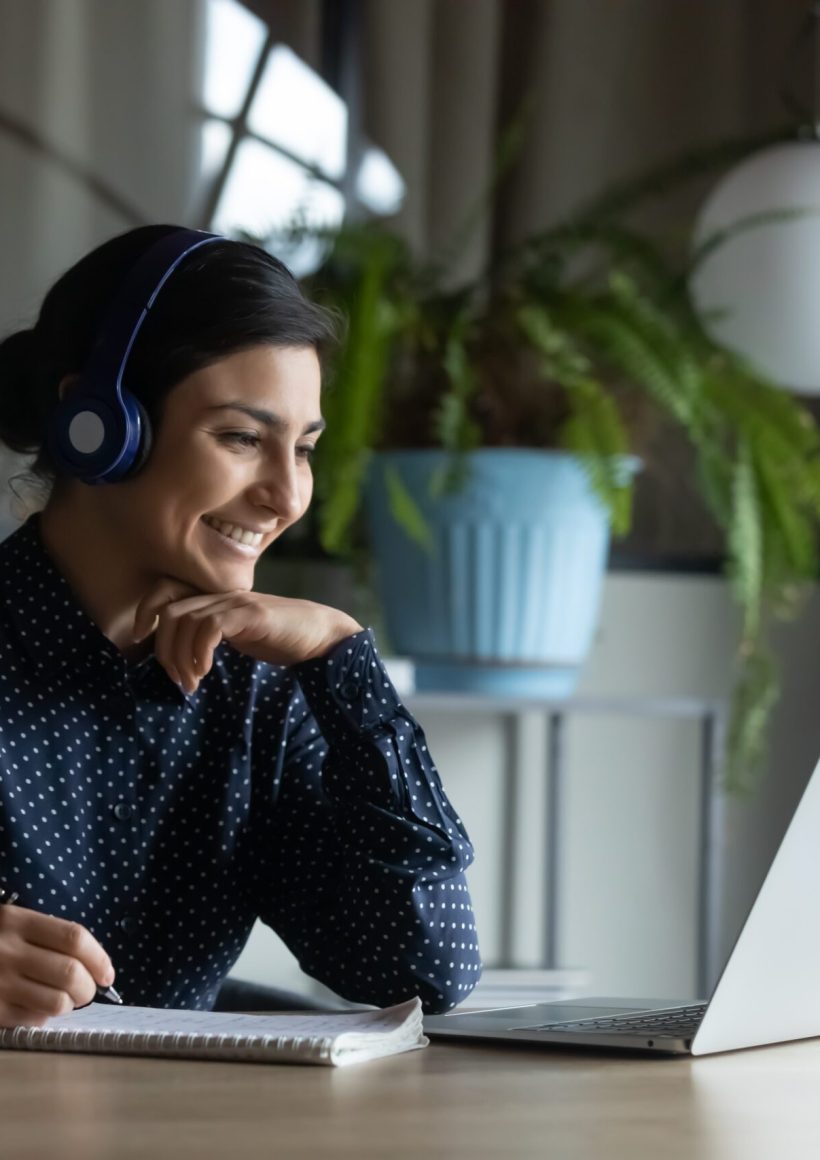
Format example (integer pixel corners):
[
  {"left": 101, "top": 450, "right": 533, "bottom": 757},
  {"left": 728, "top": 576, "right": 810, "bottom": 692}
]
[{"left": 690, "top": 139, "right": 820, "bottom": 394}]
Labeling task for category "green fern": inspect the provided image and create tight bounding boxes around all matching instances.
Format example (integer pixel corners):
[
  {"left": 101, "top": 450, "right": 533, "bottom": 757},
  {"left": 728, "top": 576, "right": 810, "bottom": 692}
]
[
  {"left": 554, "top": 291, "right": 700, "bottom": 431},
  {"left": 519, "top": 304, "right": 633, "bottom": 532},
  {"left": 724, "top": 644, "right": 779, "bottom": 796},
  {"left": 693, "top": 443, "right": 733, "bottom": 528},
  {"left": 608, "top": 274, "right": 703, "bottom": 407},
  {"left": 559, "top": 395, "right": 634, "bottom": 535},
  {"left": 519, "top": 221, "right": 678, "bottom": 300},
  {"left": 726, "top": 439, "right": 763, "bottom": 642},
  {"left": 754, "top": 452, "right": 818, "bottom": 583},
  {"left": 704, "top": 365, "right": 820, "bottom": 469},
  {"left": 315, "top": 238, "right": 400, "bottom": 555},
  {"left": 430, "top": 311, "right": 482, "bottom": 498}
]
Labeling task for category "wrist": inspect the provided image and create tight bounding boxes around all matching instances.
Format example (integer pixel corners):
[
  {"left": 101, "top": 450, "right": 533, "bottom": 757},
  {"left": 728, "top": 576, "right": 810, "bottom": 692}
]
[{"left": 305, "top": 613, "right": 364, "bottom": 661}]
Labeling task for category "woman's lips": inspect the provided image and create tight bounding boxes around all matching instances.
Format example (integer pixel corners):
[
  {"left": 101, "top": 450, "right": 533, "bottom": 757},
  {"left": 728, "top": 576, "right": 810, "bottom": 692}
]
[{"left": 200, "top": 517, "right": 261, "bottom": 558}]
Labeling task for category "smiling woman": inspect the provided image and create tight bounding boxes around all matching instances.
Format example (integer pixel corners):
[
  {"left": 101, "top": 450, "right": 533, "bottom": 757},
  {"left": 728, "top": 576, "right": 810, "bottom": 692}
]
[{"left": 0, "top": 225, "right": 481, "bottom": 1027}]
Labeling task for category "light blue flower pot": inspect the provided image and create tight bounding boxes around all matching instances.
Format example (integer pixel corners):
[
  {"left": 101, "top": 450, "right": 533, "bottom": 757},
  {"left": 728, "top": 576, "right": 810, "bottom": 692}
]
[{"left": 366, "top": 449, "right": 632, "bottom": 697}]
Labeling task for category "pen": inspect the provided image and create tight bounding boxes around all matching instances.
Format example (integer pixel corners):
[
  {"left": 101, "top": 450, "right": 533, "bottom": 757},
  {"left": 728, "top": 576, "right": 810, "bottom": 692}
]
[{"left": 0, "top": 885, "right": 123, "bottom": 1004}]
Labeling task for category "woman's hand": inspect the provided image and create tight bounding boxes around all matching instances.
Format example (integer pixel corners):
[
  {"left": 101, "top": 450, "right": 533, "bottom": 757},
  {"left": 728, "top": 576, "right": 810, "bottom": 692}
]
[
  {"left": 133, "top": 580, "right": 363, "bottom": 694},
  {"left": 0, "top": 904, "right": 116, "bottom": 1028}
]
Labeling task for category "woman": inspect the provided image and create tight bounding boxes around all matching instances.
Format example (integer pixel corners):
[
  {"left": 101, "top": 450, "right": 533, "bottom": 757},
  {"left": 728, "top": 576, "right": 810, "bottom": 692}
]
[{"left": 0, "top": 225, "right": 481, "bottom": 1028}]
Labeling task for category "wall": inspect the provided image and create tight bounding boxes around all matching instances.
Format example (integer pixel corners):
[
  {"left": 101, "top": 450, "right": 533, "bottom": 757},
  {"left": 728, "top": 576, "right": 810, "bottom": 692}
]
[{"left": 0, "top": 0, "right": 203, "bottom": 333}]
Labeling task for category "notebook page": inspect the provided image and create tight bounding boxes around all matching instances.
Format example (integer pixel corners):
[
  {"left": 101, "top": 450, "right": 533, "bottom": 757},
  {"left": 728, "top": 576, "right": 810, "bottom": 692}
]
[{"left": 37, "top": 1000, "right": 420, "bottom": 1039}]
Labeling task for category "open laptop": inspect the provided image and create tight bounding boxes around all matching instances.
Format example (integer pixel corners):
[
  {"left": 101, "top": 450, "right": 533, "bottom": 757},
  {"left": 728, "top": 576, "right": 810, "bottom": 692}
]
[{"left": 425, "top": 753, "right": 820, "bottom": 1056}]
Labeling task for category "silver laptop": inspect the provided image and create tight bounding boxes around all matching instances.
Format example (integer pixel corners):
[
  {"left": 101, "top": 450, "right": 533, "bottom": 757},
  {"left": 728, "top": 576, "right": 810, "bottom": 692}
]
[{"left": 425, "top": 753, "right": 820, "bottom": 1056}]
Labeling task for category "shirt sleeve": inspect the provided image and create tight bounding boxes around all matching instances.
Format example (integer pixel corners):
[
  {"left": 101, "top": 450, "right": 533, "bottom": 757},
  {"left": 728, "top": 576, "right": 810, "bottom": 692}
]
[{"left": 246, "top": 627, "right": 482, "bottom": 1014}]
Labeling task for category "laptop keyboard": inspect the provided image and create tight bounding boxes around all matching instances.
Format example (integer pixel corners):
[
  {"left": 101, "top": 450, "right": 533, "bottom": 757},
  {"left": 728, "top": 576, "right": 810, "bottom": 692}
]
[{"left": 529, "top": 1003, "right": 708, "bottom": 1037}]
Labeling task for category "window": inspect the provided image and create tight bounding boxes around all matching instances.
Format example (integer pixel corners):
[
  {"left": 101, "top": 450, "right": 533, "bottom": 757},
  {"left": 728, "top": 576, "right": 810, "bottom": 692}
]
[{"left": 198, "top": 0, "right": 404, "bottom": 275}]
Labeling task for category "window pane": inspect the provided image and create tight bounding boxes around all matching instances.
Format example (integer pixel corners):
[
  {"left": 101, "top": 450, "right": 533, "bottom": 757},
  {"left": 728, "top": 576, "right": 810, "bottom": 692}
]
[
  {"left": 203, "top": 0, "right": 267, "bottom": 119},
  {"left": 212, "top": 139, "right": 344, "bottom": 274},
  {"left": 247, "top": 45, "right": 348, "bottom": 180},
  {"left": 199, "top": 117, "right": 233, "bottom": 185},
  {"left": 356, "top": 146, "right": 405, "bottom": 215}
]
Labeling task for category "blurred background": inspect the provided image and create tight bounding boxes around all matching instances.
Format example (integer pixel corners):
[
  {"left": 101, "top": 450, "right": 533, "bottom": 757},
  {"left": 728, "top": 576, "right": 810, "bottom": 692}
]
[{"left": 2, "top": 0, "right": 820, "bottom": 1007}]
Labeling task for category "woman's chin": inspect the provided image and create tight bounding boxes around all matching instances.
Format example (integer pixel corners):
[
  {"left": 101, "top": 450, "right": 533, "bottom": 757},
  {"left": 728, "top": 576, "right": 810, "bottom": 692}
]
[
  {"left": 166, "top": 549, "right": 253, "bottom": 595},
  {"left": 200, "top": 558, "right": 254, "bottom": 592}
]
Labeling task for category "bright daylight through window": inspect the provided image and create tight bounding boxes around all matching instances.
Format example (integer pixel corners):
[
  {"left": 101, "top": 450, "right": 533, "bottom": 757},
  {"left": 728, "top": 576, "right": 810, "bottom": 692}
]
[{"left": 200, "top": 0, "right": 405, "bottom": 275}]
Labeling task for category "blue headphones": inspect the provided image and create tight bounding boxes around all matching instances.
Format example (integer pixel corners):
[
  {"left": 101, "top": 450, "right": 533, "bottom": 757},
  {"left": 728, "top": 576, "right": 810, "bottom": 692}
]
[{"left": 47, "top": 227, "right": 225, "bottom": 484}]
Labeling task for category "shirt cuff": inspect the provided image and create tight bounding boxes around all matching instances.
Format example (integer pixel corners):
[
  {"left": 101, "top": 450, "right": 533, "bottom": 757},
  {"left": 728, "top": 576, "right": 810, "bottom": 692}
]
[{"left": 292, "top": 627, "right": 407, "bottom": 737}]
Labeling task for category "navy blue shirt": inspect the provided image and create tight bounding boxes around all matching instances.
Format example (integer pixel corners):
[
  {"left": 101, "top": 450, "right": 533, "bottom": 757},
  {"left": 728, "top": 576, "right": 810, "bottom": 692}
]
[{"left": 0, "top": 514, "right": 481, "bottom": 1013}]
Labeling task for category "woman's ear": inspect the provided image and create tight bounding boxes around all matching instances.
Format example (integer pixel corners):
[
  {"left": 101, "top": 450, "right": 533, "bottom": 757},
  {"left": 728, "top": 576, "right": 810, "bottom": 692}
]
[{"left": 57, "top": 373, "right": 81, "bottom": 401}]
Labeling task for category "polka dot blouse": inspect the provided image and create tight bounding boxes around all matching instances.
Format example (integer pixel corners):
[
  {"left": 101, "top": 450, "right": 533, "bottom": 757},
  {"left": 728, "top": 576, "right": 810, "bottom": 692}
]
[{"left": 0, "top": 514, "right": 482, "bottom": 1014}]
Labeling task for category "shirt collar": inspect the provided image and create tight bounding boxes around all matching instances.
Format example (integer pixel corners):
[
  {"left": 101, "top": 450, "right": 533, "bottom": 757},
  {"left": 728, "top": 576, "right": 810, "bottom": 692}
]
[{"left": 0, "top": 513, "right": 189, "bottom": 701}]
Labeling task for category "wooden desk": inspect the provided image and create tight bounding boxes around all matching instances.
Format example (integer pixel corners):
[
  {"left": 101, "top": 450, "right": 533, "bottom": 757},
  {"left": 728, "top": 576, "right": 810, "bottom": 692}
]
[{"left": 2, "top": 1032, "right": 818, "bottom": 1159}]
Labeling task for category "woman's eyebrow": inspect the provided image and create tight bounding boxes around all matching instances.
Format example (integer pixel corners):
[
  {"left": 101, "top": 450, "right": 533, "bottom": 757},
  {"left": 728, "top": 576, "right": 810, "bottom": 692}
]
[{"left": 205, "top": 402, "right": 326, "bottom": 435}]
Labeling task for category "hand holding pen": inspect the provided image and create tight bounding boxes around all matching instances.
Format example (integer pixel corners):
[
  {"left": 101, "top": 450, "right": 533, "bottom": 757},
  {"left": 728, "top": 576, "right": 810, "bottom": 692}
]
[{"left": 0, "top": 885, "right": 122, "bottom": 1028}]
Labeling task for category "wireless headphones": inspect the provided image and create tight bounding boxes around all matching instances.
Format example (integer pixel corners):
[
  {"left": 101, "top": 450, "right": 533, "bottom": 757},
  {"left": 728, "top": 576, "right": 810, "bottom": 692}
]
[{"left": 47, "top": 227, "right": 225, "bottom": 485}]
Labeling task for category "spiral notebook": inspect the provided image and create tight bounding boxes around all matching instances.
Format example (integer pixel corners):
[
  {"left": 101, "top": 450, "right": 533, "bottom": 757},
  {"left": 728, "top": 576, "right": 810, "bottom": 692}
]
[{"left": 0, "top": 997, "right": 427, "bottom": 1067}]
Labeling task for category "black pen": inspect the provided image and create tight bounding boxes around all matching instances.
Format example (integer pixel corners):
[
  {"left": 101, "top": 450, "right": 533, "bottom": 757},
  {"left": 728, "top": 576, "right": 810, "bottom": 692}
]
[{"left": 0, "top": 885, "right": 123, "bottom": 1004}]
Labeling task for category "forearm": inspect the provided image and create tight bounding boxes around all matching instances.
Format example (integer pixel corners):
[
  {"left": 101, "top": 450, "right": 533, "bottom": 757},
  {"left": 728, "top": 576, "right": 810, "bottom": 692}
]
[
  {"left": 272, "top": 852, "right": 480, "bottom": 1013},
  {"left": 257, "top": 629, "right": 483, "bottom": 1011}
]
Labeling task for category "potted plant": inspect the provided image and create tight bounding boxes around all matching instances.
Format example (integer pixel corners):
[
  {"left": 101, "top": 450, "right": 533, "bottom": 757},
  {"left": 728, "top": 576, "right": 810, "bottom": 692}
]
[{"left": 259, "top": 131, "right": 820, "bottom": 791}]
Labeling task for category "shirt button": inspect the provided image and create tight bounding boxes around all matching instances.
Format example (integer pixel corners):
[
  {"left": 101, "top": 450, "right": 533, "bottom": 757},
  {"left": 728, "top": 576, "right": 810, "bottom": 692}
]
[
  {"left": 113, "top": 803, "right": 134, "bottom": 820},
  {"left": 339, "top": 680, "right": 359, "bottom": 700},
  {"left": 119, "top": 915, "right": 138, "bottom": 934}
]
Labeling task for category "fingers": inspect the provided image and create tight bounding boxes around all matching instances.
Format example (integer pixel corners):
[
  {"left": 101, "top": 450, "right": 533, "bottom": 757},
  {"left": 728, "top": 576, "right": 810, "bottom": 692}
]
[
  {"left": 162, "top": 605, "right": 216, "bottom": 693},
  {"left": 137, "top": 588, "right": 315, "bottom": 686},
  {"left": 19, "top": 942, "right": 102, "bottom": 1008},
  {"left": 142, "top": 613, "right": 161, "bottom": 642},
  {"left": 0, "top": 1002, "right": 50, "bottom": 1029},
  {"left": 17, "top": 910, "right": 115, "bottom": 989},
  {"left": 5, "top": 972, "right": 78, "bottom": 1018},
  {"left": 132, "top": 577, "right": 203, "bottom": 643},
  {"left": 190, "top": 617, "right": 224, "bottom": 685},
  {"left": 154, "top": 597, "right": 235, "bottom": 692},
  {"left": 0, "top": 908, "right": 115, "bottom": 1028},
  {"left": 153, "top": 608, "right": 182, "bottom": 685}
]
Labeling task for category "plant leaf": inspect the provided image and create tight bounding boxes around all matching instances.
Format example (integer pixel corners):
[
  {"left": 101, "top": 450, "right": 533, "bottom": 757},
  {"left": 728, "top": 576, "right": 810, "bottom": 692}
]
[
  {"left": 726, "top": 439, "right": 763, "bottom": 642},
  {"left": 384, "top": 464, "right": 434, "bottom": 552}
]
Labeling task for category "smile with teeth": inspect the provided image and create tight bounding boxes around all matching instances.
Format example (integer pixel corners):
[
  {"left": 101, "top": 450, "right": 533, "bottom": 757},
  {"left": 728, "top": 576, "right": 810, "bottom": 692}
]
[{"left": 202, "top": 515, "right": 264, "bottom": 548}]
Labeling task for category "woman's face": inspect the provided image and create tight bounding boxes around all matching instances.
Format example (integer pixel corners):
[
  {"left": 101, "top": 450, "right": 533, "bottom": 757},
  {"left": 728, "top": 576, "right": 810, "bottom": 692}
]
[{"left": 99, "top": 344, "right": 323, "bottom": 594}]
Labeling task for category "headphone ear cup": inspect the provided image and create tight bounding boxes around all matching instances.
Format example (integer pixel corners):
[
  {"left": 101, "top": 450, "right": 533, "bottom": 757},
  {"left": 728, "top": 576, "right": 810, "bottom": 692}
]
[{"left": 127, "top": 399, "right": 153, "bottom": 477}]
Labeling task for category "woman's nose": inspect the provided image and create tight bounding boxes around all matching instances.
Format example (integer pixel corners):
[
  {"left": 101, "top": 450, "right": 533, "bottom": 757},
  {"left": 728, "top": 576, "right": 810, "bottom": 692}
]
[{"left": 249, "top": 458, "right": 303, "bottom": 521}]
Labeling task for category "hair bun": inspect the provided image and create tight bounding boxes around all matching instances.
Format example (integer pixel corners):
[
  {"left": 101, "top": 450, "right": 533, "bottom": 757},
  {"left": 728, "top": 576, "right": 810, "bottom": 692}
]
[
  {"left": 0, "top": 328, "right": 45, "bottom": 452},
  {"left": 0, "top": 327, "right": 36, "bottom": 366}
]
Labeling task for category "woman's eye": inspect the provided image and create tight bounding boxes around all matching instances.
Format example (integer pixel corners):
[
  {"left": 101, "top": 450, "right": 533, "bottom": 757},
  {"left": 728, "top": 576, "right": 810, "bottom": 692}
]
[
  {"left": 219, "top": 431, "right": 260, "bottom": 450},
  {"left": 297, "top": 445, "right": 317, "bottom": 462}
]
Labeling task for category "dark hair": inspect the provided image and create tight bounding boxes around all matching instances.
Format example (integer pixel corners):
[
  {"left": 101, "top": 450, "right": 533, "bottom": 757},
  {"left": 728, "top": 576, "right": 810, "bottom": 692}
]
[{"left": 0, "top": 224, "right": 341, "bottom": 489}]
